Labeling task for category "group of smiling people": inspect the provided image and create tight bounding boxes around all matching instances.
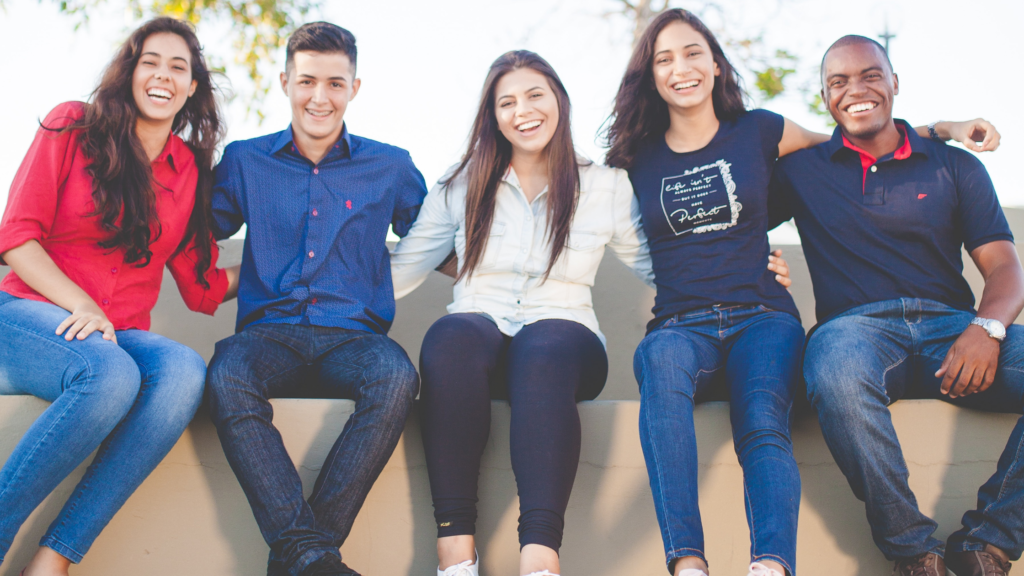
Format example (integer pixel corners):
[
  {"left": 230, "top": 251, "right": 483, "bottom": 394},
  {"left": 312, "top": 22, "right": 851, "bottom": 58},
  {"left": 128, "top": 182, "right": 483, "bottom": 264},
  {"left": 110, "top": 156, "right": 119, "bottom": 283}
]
[{"left": 0, "top": 9, "right": 1021, "bottom": 576}]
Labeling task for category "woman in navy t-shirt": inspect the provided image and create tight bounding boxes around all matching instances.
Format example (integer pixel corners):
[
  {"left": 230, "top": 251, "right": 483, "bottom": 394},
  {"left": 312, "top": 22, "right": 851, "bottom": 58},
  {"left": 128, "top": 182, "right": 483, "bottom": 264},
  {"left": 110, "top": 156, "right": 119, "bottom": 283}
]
[{"left": 603, "top": 9, "right": 990, "bottom": 576}]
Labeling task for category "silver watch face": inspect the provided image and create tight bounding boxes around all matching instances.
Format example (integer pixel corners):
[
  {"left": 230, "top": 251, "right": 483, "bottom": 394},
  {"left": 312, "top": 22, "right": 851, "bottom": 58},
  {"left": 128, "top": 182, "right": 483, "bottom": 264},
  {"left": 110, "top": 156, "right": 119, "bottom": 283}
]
[{"left": 974, "top": 317, "right": 1007, "bottom": 340}]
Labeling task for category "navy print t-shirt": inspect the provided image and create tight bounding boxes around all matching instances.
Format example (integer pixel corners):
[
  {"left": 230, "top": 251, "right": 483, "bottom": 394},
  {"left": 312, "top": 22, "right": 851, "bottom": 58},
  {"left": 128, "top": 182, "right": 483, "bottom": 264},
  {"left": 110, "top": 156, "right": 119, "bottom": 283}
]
[{"left": 628, "top": 109, "right": 799, "bottom": 330}]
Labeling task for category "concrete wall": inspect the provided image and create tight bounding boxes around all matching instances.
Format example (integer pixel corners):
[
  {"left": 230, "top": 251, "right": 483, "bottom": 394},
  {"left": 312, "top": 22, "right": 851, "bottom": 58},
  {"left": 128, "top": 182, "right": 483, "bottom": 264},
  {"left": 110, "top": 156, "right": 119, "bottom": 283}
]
[{"left": 0, "top": 209, "right": 1023, "bottom": 575}]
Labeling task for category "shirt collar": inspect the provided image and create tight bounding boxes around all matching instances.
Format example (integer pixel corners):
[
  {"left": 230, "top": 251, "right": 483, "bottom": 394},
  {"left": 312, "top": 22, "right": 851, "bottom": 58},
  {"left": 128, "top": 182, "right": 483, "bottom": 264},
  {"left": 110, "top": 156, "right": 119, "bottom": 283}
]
[
  {"left": 272, "top": 124, "right": 352, "bottom": 160},
  {"left": 829, "top": 118, "right": 926, "bottom": 162},
  {"left": 153, "top": 132, "right": 184, "bottom": 174}
]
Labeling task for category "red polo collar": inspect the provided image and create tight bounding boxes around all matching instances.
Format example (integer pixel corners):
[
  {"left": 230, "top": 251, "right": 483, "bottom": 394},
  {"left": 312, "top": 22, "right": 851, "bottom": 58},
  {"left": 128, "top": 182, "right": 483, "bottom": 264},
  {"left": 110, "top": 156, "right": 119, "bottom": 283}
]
[{"left": 842, "top": 124, "right": 913, "bottom": 193}]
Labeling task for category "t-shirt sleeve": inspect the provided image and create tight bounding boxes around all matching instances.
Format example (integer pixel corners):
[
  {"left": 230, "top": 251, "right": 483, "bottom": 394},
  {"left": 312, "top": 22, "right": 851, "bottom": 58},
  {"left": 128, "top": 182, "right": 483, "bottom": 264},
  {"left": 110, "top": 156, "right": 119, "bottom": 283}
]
[
  {"left": 0, "top": 102, "right": 82, "bottom": 264},
  {"left": 752, "top": 109, "right": 786, "bottom": 166},
  {"left": 953, "top": 151, "right": 1013, "bottom": 252},
  {"left": 391, "top": 151, "right": 428, "bottom": 238}
]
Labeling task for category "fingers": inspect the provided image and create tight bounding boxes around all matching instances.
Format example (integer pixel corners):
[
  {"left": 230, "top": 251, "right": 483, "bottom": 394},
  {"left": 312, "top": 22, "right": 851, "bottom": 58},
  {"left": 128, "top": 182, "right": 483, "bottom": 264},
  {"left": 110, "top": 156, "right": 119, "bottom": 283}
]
[
  {"left": 962, "top": 119, "right": 1001, "bottom": 152},
  {"left": 937, "top": 345, "right": 958, "bottom": 393},
  {"left": 63, "top": 316, "right": 91, "bottom": 341},
  {"left": 978, "top": 120, "right": 1001, "bottom": 151},
  {"left": 75, "top": 318, "right": 105, "bottom": 341},
  {"left": 103, "top": 323, "right": 118, "bottom": 344},
  {"left": 56, "top": 313, "right": 115, "bottom": 343},
  {"left": 959, "top": 364, "right": 987, "bottom": 397},
  {"left": 948, "top": 360, "right": 974, "bottom": 398},
  {"left": 56, "top": 314, "right": 77, "bottom": 337}
]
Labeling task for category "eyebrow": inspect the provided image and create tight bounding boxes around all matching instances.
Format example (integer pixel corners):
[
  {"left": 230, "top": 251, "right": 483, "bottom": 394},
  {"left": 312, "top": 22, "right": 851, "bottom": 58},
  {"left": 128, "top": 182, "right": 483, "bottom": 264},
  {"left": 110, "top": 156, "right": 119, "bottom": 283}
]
[
  {"left": 141, "top": 51, "right": 189, "bottom": 64},
  {"left": 654, "top": 43, "right": 702, "bottom": 57},
  {"left": 826, "top": 65, "right": 885, "bottom": 82},
  {"left": 297, "top": 74, "right": 349, "bottom": 81}
]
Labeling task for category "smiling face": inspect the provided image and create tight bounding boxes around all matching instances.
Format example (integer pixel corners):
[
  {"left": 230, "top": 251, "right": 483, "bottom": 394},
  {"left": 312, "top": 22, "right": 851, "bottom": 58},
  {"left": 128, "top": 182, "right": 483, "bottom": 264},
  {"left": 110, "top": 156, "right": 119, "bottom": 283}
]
[
  {"left": 822, "top": 42, "right": 899, "bottom": 139},
  {"left": 281, "top": 50, "right": 361, "bottom": 147},
  {"left": 494, "top": 67, "right": 560, "bottom": 158},
  {"left": 651, "top": 21, "right": 720, "bottom": 113},
  {"left": 131, "top": 32, "right": 197, "bottom": 128}
]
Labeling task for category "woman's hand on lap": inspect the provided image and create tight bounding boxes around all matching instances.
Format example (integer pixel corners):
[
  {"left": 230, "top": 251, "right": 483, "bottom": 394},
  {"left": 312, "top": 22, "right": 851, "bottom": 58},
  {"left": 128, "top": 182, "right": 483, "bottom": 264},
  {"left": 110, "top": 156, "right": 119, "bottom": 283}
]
[{"left": 56, "top": 301, "right": 117, "bottom": 344}]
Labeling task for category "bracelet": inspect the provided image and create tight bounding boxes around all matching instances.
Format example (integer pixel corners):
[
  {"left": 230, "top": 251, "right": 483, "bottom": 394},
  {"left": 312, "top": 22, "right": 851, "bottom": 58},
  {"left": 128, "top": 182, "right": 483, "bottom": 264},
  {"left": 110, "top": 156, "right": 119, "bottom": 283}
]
[{"left": 927, "top": 121, "right": 944, "bottom": 143}]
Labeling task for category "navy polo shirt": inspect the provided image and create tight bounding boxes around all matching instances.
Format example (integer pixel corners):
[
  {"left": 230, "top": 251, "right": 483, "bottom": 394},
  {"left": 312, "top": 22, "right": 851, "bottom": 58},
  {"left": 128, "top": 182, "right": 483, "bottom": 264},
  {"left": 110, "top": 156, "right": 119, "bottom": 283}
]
[
  {"left": 628, "top": 109, "right": 800, "bottom": 331},
  {"left": 212, "top": 125, "right": 427, "bottom": 333},
  {"left": 769, "top": 120, "right": 1013, "bottom": 324}
]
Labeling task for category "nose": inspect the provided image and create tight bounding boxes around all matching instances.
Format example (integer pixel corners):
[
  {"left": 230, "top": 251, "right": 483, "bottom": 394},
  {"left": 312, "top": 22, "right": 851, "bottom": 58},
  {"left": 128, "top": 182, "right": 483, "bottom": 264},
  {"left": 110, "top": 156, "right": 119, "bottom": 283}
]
[
  {"left": 672, "top": 56, "right": 693, "bottom": 76},
  {"left": 311, "top": 82, "right": 327, "bottom": 103}
]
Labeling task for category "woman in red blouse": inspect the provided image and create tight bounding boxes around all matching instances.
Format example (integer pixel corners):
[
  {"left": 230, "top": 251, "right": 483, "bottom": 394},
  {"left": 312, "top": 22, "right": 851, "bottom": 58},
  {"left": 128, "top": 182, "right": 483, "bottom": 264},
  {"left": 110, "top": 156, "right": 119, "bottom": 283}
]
[{"left": 0, "top": 18, "right": 238, "bottom": 576}]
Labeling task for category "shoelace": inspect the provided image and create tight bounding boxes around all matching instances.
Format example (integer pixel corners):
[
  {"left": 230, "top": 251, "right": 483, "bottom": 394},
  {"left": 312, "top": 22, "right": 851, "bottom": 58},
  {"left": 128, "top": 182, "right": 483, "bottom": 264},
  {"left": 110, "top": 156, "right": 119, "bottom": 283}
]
[
  {"left": 894, "top": 555, "right": 940, "bottom": 576},
  {"left": 748, "top": 562, "right": 785, "bottom": 576},
  {"left": 975, "top": 551, "right": 1012, "bottom": 575},
  {"left": 441, "top": 559, "right": 476, "bottom": 576}
]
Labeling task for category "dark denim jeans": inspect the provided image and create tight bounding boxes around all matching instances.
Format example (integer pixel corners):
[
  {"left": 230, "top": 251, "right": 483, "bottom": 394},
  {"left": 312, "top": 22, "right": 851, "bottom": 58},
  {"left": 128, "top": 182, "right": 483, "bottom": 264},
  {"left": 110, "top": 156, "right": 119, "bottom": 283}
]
[
  {"left": 206, "top": 323, "right": 418, "bottom": 576},
  {"left": 0, "top": 292, "right": 205, "bottom": 566},
  {"left": 804, "top": 298, "right": 1024, "bottom": 561},
  {"left": 634, "top": 305, "right": 804, "bottom": 575}
]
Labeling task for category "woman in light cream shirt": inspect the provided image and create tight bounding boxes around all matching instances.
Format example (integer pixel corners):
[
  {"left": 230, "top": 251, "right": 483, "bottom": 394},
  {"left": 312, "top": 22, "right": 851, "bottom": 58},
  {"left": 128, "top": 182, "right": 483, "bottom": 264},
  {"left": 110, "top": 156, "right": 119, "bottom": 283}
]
[{"left": 391, "top": 50, "right": 787, "bottom": 576}]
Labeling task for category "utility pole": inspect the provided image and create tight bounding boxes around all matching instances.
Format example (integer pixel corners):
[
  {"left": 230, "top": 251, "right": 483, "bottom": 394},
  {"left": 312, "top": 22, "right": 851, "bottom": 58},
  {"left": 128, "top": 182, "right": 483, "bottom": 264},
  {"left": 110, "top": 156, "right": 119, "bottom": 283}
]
[{"left": 878, "top": 19, "right": 896, "bottom": 53}]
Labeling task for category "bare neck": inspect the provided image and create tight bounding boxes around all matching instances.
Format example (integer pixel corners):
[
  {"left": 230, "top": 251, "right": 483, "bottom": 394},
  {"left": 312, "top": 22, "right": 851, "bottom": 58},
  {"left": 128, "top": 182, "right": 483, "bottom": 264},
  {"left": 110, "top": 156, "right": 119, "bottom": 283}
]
[
  {"left": 664, "top": 98, "right": 720, "bottom": 153},
  {"left": 293, "top": 125, "right": 343, "bottom": 165},
  {"left": 510, "top": 149, "right": 549, "bottom": 204},
  {"left": 135, "top": 117, "right": 173, "bottom": 162},
  {"left": 843, "top": 120, "right": 903, "bottom": 159}
]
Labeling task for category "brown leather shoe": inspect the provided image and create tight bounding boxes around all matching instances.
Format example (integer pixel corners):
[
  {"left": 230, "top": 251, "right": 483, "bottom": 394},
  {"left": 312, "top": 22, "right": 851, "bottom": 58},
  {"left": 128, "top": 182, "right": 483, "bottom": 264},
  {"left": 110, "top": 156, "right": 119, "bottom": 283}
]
[
  {"left": 946, "top": 550, "right": 1012, "bottom": 576},
  {"left": 893, "top": 553, "right": 946, "bottom": 576}
]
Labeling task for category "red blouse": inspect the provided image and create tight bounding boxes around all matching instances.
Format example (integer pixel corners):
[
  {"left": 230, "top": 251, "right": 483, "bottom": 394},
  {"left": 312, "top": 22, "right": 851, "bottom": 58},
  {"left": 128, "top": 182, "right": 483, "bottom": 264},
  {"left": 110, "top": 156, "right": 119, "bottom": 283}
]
[{"left": 0, "top": 102, "right": 228, "bottom": 330}]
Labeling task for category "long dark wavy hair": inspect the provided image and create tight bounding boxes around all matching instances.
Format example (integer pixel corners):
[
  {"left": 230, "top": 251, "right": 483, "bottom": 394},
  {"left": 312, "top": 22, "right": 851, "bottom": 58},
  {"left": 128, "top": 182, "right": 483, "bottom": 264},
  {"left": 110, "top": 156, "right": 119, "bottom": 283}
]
[
  {"left": 56, "top": 17, "right": 223, "bottom": 286},
  {"left": 443, "top": 50, "right": 581, "bottom": 282},
  {"left": 604, "top": 9, "right": 746, "bottom": 169}
]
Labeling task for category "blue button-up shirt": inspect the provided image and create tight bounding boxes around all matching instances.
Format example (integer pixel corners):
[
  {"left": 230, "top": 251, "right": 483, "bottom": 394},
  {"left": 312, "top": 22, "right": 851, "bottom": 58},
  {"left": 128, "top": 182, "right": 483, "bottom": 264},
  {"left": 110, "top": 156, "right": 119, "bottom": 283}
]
[
  {"left": 212, "top": 125, "right": 427, "bottom": 333},
  {"left": 770, "top": 120, "right": 1012, "bottom": 324}
]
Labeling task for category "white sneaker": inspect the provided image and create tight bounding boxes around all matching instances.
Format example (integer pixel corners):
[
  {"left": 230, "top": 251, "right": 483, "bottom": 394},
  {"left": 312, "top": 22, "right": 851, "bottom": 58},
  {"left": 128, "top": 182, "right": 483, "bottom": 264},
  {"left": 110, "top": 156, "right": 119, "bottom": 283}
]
[
  {"left": 677, "top": 570, "right": 709, "bottom": 576},
  {"left": 748, "top": 562, "right": 785, "bottom": 576},
  {"left": 524, "top": 572, "right": 559, "bottom": 576},
  {"left": 438, "top": 553, "right": 479, "bottom": 576}
]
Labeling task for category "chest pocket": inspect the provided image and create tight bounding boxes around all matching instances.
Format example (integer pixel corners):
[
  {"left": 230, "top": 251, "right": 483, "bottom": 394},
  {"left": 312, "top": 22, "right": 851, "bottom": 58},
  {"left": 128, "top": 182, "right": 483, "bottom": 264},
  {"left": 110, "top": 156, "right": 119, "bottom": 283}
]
[
  {"left": 479, "top": 222, "right": 506, "bottom": 269},
  {"left": 552, "top": 230, "right": 602, "bottom": 282}
]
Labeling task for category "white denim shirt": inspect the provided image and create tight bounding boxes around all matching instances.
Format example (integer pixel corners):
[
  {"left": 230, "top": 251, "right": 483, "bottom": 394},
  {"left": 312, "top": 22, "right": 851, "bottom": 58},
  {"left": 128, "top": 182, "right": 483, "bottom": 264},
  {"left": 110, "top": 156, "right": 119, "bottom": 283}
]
[{"left": 391, "top": 161, "right": 654, "bottom": 345}]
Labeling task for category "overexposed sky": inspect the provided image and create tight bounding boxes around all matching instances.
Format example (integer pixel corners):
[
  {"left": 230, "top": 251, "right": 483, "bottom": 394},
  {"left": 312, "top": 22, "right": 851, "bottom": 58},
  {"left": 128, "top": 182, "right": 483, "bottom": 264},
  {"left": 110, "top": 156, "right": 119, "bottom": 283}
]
[{"left": 1, "top": 0, "right": 1021, "bottom": 244}]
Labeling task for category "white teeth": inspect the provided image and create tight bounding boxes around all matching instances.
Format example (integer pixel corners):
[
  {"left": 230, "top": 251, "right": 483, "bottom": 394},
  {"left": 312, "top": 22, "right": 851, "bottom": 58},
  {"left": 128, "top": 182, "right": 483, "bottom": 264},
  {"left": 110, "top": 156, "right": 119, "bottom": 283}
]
[
  {"left": 517, "top": 120, "right": 541, "bottom": 131},
  {"left": 847, "top": 102, "right": 877, "bottom": 113},
  {"left": 307, "top": 110, "right": 331, "bottom": 117},
  {"left": 673, "top": 80, "right": 699, "bottom": 90},
  {"left": 147, "top": 88, "right": 172, "bottom": 100}
]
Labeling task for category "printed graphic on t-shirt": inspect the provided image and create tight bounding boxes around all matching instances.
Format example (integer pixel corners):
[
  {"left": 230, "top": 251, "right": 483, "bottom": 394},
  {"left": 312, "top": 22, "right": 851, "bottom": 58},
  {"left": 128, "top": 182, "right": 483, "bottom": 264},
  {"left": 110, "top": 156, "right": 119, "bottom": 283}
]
[{"left": 660, "top": 159, "right": 741, "bottom": 235}]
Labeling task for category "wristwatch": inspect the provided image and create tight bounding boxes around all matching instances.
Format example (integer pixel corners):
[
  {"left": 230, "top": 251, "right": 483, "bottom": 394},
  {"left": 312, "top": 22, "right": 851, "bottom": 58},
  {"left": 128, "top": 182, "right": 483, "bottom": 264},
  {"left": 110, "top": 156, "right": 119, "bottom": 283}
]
[
  {"left": 971, "top": 317, "right": 1007, "bottom": 341},
  {"left": 927, "top": 120, "right": 945, "bottom": 143}
]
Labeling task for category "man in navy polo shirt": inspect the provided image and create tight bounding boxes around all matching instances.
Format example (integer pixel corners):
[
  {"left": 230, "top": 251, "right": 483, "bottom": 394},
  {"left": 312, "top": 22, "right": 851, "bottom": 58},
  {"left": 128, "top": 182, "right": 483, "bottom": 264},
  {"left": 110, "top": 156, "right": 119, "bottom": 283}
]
[
  {"left": 771, "top": 36, "right": 1024, "bottom": 576},
  {"left": 204, "top": 23, "right": 427, "bottom": 576}
]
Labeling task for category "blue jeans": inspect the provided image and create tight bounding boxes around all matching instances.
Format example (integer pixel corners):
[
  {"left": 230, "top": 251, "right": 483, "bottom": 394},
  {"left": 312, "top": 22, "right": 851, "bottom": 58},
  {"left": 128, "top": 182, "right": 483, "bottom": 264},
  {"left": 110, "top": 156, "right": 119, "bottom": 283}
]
[
  {"left": 205, "top": 323, "right": 418, "bottom": 576},
  {"left": 635, "top": 305, "right": 804, "bottom": 575},
  {"left": 0, "top": 292, "right": 206, "bottom": 565},
  {"left": 805, "top": 298, "right": 1024, "bottom": 561}
]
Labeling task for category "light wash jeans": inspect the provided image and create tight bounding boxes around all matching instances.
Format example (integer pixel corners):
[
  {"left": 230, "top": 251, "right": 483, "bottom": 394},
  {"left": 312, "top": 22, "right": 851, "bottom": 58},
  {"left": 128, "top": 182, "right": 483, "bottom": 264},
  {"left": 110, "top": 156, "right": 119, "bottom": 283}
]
[
  {"left": 0, "top": 291, "right": 206, "bottom": 565},
  {"left": 805, "top": 298, "right": 1024, "bottom": 561},
  {"left": 635, "top": 304, "right": 804, "bottom": 575}
]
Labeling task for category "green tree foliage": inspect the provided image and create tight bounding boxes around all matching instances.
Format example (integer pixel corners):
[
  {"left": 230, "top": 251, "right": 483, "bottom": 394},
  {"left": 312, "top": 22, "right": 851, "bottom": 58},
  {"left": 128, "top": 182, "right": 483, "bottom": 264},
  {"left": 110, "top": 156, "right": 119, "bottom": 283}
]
[{"left": 47, "top": 0, "right": 319, "bottom": 121}]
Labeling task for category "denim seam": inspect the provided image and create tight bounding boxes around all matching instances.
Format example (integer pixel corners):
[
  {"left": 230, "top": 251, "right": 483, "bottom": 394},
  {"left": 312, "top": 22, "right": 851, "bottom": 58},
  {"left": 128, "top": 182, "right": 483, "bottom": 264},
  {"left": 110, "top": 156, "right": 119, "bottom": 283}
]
[
  {"left": 666, "top": 547, "right": 707, "bottom": 564},
  {"left": 881, "top": 355, "right": 909, "bottom": 404},
  {"left": 40, "top": 534, "right": 86, "bottom": 564},
  {"left": 0, "top": 319, "right": 99, "bottom": 508},
  {"left": 966, "top": 421, "right": 1024, "bottom": 541},
  {"left": 744, "top": 476, "right": 759, "bottom": 557},
  {"left": 639, "top": 352, "right": 678, "bottom": 554}
]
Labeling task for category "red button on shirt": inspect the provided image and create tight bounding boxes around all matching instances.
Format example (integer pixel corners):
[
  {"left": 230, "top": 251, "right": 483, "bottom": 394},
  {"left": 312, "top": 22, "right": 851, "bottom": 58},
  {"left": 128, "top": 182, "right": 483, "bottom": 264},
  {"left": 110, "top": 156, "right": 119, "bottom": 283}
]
[
  {"left": 313, "top": 168, "right": 319, "bottom": 175},
  {"left": 311, "top": 297, "right": 318, "bottom": 304},
  {"left": 312, "top": 209, "right": 318, "bottom": 217},
  {"left": 0, "top": 102, "right": 229, "bottom": 330}
]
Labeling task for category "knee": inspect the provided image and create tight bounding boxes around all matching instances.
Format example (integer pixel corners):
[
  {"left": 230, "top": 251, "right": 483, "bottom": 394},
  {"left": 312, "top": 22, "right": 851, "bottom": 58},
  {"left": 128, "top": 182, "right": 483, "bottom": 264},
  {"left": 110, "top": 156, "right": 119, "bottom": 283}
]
[
  {"left": 421, "top": 314, "right": 499, "bottom": 367},
  {"left": 804, "top": 329, "right": 877, "bottom": 415},
  {"left": 152, "top": 345, "right": 207, "bottom": 420},
  {"left": 204, "top": 351, "right": 252, "bottom": 422},
  {"left": 633, "top": 331, "right": 700, "bottom": 394},
  {"left": 82, "top": 345, "right": 142, "bottom": 422},
  {"left": 364, "top": 342, "right": 419, "bottom": 410}
]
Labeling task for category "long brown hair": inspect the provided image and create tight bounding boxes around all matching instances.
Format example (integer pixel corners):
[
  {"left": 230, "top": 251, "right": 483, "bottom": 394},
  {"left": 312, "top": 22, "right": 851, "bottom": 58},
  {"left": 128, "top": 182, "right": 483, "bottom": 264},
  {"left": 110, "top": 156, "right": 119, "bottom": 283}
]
[
  {"left": 56, "top": 17, "right": 223, "bottom": 286},
  {"left": 603, "top": 9, "right": 746, "bottom": 169},
  {"left": 443, "top": 50, "right": 581, "bottom": 282}
]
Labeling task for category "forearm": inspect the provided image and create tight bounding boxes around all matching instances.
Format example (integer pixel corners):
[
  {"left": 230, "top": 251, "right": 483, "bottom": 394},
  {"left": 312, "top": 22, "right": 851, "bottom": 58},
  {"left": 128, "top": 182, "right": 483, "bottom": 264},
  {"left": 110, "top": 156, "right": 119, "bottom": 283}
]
[
  {"left": 223, "top": 265, "right": 240, "bottom": 302},
  {"left": 975, "top": 262, "right": 1024, "bottom": 326},
  {"left": 2, "top": 240, "right": 96, "bottom": 312}
]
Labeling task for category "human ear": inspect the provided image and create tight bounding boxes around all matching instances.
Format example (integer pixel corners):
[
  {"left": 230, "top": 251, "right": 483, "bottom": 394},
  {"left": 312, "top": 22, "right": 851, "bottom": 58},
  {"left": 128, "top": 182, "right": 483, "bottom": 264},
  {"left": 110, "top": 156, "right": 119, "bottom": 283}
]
[
  {"left": 349, "top": 78, "right": 361, "bottom": 101},
  {"left": 280, "top": 70, "right": 289, "bottom": 96},
  {"left": 892, "top": 73, "right": 899, "bottom": 96},
  {"left": 187, "top": 79, "right": 197, "bottom": 98}
]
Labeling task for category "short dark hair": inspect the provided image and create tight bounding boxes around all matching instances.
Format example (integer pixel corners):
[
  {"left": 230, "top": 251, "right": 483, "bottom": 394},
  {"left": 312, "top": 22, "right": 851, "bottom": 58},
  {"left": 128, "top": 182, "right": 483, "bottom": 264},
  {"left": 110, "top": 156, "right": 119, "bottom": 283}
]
[
  {"left": 286, "top": 22, "right": 357, "bottom": 74},
  {"left": 820, "top": 35, "right": 893, "bottom": 83}
]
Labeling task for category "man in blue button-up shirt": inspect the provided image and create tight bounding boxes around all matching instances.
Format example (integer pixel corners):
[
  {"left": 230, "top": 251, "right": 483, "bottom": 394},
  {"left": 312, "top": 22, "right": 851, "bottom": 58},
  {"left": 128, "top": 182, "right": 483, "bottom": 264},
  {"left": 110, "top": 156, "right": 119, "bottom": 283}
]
[
  {"left": 771, "top": 35, "right": 1024, "bottom": 576},
  {"left": 205, "top": 22, "right": 426, "bottom": 576}
]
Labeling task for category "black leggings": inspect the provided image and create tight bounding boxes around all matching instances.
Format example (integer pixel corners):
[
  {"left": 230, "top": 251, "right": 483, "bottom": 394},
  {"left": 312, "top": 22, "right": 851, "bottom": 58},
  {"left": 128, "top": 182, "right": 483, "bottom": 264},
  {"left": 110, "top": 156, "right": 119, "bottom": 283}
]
[{"left": 419, "top": 314, "right": 608, "bottom": 551}]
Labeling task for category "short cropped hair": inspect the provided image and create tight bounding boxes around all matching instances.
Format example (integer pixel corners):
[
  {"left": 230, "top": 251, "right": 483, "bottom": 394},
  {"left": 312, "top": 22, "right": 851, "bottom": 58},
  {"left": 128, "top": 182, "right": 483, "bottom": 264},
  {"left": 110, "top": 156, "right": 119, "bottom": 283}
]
[
  {"left": 286, "top": 22, "right": 357, "bottom": 74},
  {"left": 820, "top": 35, "right": 893, "bottom": 83}
]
